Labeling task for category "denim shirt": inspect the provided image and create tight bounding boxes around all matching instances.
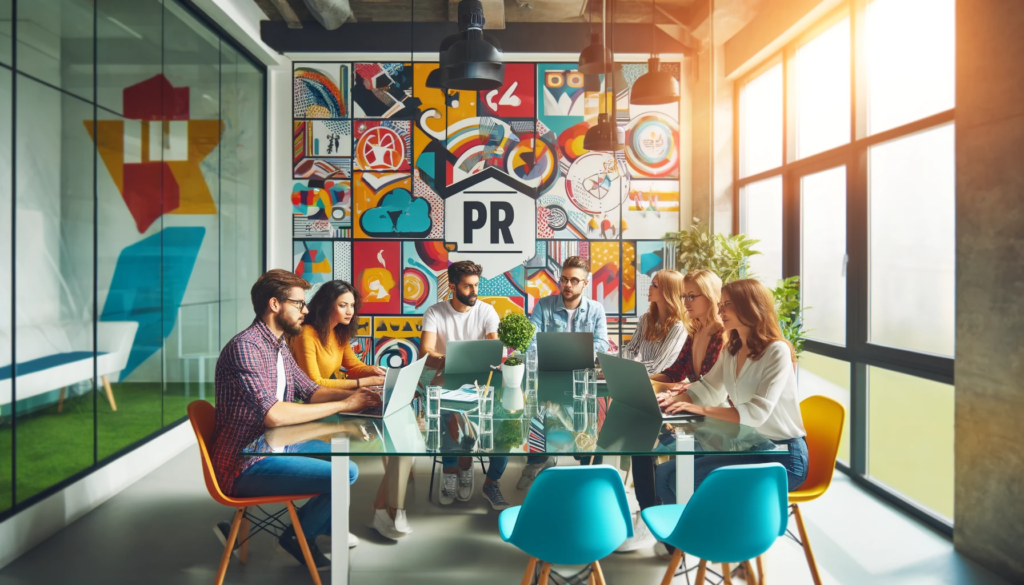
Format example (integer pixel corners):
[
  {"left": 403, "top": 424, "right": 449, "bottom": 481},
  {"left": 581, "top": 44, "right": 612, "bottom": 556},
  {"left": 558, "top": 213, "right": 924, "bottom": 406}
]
[{"left": 528, "top": 294, "right": 610, "bottom": 354}]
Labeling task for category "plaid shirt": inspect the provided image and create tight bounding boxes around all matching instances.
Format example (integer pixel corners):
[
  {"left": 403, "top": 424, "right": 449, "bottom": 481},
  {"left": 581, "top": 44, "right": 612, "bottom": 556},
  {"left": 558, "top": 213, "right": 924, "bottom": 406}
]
[{"left": 211, "top": 319, "right": 320, "bottom": 495}]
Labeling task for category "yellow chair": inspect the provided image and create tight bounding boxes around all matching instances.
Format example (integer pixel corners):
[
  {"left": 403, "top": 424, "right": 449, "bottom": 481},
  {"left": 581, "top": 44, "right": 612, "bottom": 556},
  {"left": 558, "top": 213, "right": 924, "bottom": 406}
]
[{"left": 787, "top": 395, "right": 845, "bottom": 585}]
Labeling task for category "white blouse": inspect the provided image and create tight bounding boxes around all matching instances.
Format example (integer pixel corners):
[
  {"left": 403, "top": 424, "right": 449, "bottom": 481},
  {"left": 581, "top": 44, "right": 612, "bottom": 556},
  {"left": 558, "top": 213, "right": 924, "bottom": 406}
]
[{"left": 688, "top": 340, "right": 806, "bottom": 441}]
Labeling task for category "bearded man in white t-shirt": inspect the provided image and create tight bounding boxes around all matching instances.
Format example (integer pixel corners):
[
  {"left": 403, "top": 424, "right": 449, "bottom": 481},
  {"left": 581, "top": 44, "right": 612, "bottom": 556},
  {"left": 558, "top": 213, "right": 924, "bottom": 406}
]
[{"left": 420, "top": 261, "right": 511, "bottom": 510}]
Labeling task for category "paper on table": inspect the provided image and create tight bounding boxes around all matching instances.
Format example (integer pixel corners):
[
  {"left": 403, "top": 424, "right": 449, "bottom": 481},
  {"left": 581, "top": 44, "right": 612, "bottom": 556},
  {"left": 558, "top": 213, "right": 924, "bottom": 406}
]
[{"left": 440, "top": 384, "right": 479, "bottom": 403}]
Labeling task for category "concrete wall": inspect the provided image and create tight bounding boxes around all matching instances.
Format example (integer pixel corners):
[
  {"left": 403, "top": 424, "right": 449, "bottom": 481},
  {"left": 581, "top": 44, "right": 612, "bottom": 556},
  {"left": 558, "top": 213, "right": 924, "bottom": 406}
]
[{"left": 953, "top": 0, "right": 1024, "bottom": 581}]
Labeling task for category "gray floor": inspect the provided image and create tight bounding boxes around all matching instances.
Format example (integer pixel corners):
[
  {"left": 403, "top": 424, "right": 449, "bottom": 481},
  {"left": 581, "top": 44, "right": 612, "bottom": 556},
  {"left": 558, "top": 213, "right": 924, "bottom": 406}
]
[{"left": 0, "top": 447, "right": 1008, "bottom": 585}]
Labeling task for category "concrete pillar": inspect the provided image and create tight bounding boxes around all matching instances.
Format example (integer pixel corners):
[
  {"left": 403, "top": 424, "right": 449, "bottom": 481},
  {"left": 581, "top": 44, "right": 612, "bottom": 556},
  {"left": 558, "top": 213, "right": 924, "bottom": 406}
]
[{"left": 953, "top": 1, "right": 1024, "bottom": 581}]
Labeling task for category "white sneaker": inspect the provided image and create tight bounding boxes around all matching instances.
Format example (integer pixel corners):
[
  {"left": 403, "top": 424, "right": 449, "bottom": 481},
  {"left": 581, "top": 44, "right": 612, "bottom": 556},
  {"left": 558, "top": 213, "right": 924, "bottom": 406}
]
[
  {"left": 456, "top": 466, "right": 474, "bottom": 502},
  {"left": 394, "top": 509, "right": 411, "bottom": 534},
  {"left": 517, "top": 458, "right": 557, "bottom": 490},
  {"left": 348, "top": 532, "right": 359, "bottom": 548},
  {"left": 371, "top": 509, "right": 407, "bottom": 540},
  {"left": 440, "top": 472, "right": 457, "bottom": 505},
  {"left": 615, "top": 513, "right": 657, "bottom": 553}
]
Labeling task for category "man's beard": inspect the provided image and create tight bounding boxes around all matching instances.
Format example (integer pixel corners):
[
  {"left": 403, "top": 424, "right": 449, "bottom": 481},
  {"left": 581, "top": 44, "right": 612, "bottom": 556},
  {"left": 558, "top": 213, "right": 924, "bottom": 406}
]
[
  {"left": 561, "top": 289, "right": 581, "bottom": 304},
  {"left": 455, "top": 289, "right": 477, "bottom": 306},
  {"left": 275, "top": 312, "right": 303, "bottom": 336}
]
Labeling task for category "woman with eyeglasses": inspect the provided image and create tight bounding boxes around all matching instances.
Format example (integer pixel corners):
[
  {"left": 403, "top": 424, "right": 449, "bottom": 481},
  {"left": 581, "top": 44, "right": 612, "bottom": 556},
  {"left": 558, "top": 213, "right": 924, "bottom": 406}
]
[
  {"left": 617, "top": 269, "right": 726, "bottom": 552},
  {"left": 655, "top": 278, "right": 808, "bottom": 505},
  {"left": 290, "top": 281, "right": 414, "bottom": 540}
]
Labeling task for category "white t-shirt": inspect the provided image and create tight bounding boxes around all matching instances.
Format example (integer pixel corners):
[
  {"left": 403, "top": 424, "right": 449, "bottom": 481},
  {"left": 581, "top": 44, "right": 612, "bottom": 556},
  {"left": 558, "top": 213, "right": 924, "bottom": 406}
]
[
  {"left": 565, "top": 307, "right": 577, "bottom": 332},
  {"left": 276, "top": 349, "right": 286, "bottom": 402},
  {"left": 422, "top": 300, "right": 500, "bottom": 354}
]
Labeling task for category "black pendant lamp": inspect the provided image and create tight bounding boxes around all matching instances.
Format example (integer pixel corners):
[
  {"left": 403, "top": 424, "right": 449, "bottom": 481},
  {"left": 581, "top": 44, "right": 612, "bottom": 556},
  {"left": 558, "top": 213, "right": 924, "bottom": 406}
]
[
  {"left": 582, "top": 0, "right": 623, "bottom": 152},
  {"left": 577, "top": 1, "right": 609, "bottom": 75},
  {"left": 630, "top": 0, "right": 680, "bottom": 105},
  {"left": 438, "top": 0, "right": 504, "bottom": 91}
]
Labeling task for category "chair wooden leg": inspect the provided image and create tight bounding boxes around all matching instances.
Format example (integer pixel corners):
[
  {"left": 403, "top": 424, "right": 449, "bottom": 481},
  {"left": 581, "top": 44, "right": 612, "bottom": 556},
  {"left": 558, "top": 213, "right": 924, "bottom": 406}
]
[
  {"left": 592, "top": 561, "right": 606, "bottom": 585},
  {"left": 214, "top": 508, "right": 244, "bottom": 585},
  {"left": 588, "top": 572, "right": 597, "bottom": 585},
  {"left": 57, "top": 388, "right": 66, "bottom": 413},
  {"left": 286, "top": 501, "right": 324, "bottom": 585},
  {"left": 756, "top": 555, "right": 766, "bottom": 585},
  {"left": 521, "top": 557, "right": 538, "bottom": 585},
  {"left": 694, "top": 559, "right": 707, "bottom": 584},
  {"left": 722, "top": 562, "right": 733, "bottom": 585},
  {"left": 101, "top": 375, "right": 117, "bottom": 411},
  {"left": 661, "top": 549, "right": 683, "bottom": 585},
  {"left": 792, "top": 504, "right": 822, "bottom": 585},
  {"left": 538, "top": 562, "right": 552, "bottom": 585},
  {"left": 238, "top": 515, "right": 250, "bottom": 564},
  {"left": 741, "top": 560, "right": 758, "bottom": 585}
]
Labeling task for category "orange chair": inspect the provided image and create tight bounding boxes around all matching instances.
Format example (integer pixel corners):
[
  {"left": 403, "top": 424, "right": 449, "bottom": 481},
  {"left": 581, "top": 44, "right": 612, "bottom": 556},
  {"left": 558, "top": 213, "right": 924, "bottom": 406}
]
[
  {"left": 787, "top": 395, "right": 846, "bottom": 585},
  {"left": 188, "top": 400, "right": 323, "bottom": 585}
]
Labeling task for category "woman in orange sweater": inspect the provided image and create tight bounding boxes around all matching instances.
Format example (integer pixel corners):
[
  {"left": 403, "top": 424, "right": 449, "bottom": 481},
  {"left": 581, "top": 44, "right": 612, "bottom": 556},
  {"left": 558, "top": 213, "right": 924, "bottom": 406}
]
[{"left": 289, "top": 280, "right": 412, "bottom": 540}]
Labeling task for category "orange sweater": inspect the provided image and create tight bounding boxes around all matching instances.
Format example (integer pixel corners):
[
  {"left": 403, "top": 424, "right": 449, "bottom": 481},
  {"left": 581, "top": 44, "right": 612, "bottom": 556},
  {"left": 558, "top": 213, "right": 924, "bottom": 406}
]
[{"left": 289, "top": 324, "right": 377, "bottom": 388}]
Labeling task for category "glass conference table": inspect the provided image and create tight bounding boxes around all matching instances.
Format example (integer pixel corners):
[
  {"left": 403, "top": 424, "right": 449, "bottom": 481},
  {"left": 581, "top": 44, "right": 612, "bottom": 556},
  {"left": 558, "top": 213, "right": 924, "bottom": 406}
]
[{"left": 242, "top": 369, "right": 787, "bottom": 584}]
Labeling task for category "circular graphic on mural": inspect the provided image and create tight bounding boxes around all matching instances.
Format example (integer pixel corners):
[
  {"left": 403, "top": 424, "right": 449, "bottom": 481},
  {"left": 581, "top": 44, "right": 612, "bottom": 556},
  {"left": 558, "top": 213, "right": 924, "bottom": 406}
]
[
  {"left": 374, "top": 338, "right": 418, "bottom": 369},
  {"left": 564, "top": 152, "right": 631, "bottom": 215},
  {"left": 403, "top": 268, "right": 429, "bottom": 309},
  {"left": 545, "top": 205, "right": 569, "bottom": 231},
  {"left": 557, "top": 122, "right": 591, "bottom": 163},
  {"left": 356, "top": 126, "right": 406, "bottom": 170},
  {"left": 507, "top": 131, "right": 559, "bottom": 194},
  {"left": 625, "top": 113, "right": 679, "bottom": 177}
]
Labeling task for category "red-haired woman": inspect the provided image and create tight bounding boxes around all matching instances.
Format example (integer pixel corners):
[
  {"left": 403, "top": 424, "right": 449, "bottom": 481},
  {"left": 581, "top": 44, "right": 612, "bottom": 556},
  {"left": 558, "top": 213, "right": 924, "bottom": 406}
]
[{"left": 656, "top": 278, "right": 808, "bottom": 504}]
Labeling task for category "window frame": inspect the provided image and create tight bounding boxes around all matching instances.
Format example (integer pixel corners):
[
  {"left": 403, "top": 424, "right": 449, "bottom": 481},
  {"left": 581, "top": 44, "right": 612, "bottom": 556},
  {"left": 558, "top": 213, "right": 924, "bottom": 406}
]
[{"left": 732, "top": 0, "right": 955, "bottom": 535}]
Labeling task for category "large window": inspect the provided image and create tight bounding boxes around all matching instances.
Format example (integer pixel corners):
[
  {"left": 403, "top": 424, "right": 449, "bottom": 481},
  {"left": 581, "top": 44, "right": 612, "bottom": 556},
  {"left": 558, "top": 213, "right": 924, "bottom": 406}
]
[
  {"left": 0, "top": 0, "right": 265, "bottom": 516},
  {"left": 735, "top": 0, "right": 955, "bottom": 530}
]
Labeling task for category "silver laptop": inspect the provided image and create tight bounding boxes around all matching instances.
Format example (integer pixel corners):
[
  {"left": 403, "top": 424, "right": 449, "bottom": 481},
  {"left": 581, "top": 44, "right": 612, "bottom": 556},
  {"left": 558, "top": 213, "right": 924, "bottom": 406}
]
[
  {"left": 444, "top": 339, "right": 504, "bottom": 375},
  {"left": 537, "top": 332, "right": 594, "bottom": 371},
  {"left": 597, "top": 352, "right": 703, "bottom": 420},
  {"left": 345, "top": 355, "right": 427, "bottom": 418}
]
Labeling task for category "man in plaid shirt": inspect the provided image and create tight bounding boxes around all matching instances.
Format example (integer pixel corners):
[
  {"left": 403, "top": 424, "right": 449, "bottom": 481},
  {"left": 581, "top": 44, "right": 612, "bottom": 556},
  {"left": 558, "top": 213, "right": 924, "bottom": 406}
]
[{"left": 211, "top": 269, "right": 381, "bottom": 568}]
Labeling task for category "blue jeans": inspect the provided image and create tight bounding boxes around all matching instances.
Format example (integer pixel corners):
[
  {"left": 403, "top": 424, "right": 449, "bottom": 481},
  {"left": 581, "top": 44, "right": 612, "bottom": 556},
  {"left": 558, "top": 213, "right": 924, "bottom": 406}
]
[
  {"left": 234, "top": 448, "right": 358, "bottom": 540},
  {"left": 655, "top": 437, "right": 809, "bottom": 505}
]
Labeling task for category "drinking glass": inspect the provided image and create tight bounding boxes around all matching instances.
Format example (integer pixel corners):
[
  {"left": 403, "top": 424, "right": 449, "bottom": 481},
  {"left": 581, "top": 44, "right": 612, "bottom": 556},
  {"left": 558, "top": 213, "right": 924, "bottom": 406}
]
[
  {"left": 526, "top": 347, "right": 538, "bottom": 373},
  {"left": 585, "top": 368, "right": 597, "bottom": 397},
  {"left": 573, "top": 369, "right": 589, "bottom": 399},
  {"left": 426, "top": 385, "right": 442, "bottom": 419},
  {"left": 477, "top": 385, "right": 494, "bottom": 419}
]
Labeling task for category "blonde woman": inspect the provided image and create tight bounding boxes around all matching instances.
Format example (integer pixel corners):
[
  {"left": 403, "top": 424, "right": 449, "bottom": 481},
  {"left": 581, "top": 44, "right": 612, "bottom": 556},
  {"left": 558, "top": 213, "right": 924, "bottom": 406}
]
[
  {"left": 618, "top": 269, "right": 727, "bottom": 553},
  {"left": 622, "top": 269, "right": 688, "bottom": 375},
  {"left": 651, "top": 269, "right": 726, "bottom": 388}
]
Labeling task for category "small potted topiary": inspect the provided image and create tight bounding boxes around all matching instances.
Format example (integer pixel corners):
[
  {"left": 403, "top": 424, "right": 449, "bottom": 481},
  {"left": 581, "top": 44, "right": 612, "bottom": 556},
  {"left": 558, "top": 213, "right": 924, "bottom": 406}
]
[{"left": 496, "top": 312, "right": 535, "bottom": 412}]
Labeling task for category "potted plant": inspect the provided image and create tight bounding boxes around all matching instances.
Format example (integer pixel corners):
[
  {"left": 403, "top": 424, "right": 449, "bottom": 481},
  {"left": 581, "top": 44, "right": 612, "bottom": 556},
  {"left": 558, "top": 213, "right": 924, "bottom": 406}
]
[{"left": 496, "top": 312, "right": 535, "bottom": 412}]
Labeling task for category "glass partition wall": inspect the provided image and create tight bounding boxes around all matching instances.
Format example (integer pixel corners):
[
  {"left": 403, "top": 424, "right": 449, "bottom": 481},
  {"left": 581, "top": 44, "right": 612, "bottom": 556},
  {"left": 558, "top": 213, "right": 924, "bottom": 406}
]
[{"left": 0, "top": 0, "right": 265, "bottom": 516}]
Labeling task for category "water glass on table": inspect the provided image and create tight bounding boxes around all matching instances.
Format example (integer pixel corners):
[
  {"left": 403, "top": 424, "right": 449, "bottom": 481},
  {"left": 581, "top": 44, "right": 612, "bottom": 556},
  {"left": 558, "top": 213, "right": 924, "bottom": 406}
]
[
  {"left": 526, "top": 347, "right": 538, "bottom": 372},
  {"left": 572, "top": 369, "right": 589, "bottom": 399},
  {"left": 585, "top": 368, "right": 597, "bottom": 397},
  {"left": 426, "top": 385, "right": 442, "bottom": 419},
  {"left": 477, "top": 385, "right": 494, "bottom": 419}
]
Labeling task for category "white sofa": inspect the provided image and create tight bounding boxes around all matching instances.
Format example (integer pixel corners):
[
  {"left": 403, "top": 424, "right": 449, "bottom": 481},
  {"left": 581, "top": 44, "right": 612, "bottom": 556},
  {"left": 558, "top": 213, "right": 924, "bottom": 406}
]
[{"left": 0, "top": 321, "right": 138, "bottom": 411}]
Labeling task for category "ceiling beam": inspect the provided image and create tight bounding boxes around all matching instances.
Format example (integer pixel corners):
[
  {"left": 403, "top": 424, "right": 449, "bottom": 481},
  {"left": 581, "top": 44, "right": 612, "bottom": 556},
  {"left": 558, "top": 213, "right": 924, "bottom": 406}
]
[{"left": 269, "top": 0, "right": 304, "bottom": 28}]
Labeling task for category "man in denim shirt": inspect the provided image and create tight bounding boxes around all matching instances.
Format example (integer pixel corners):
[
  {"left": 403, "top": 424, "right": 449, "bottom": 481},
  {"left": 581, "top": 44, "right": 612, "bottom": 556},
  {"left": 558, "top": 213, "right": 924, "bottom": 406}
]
[{"left": 517, "top": 256, "right": 610, "bottom": 489}]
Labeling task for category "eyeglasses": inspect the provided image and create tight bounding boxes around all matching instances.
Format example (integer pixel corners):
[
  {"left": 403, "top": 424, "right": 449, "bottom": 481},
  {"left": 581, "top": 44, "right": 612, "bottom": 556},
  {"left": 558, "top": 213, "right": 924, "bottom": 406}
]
[
  {"left": 717, "top": 300, "right": 734, "bottom": 310},
  {"left": 682, "top": 293, "right": 704, "bottom": 303},
  {"left": 284, "top": 298, "right": 307, "bottom": 311},
  {"left": 559, "top": 277, "right": 586, "bottom": 287}
]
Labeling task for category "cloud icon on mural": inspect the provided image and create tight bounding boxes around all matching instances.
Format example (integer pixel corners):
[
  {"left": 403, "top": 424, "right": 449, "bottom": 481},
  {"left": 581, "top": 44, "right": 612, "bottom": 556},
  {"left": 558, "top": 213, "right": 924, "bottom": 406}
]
[{"left": 360, "top": 189, "right": 432, "bottom": 237}]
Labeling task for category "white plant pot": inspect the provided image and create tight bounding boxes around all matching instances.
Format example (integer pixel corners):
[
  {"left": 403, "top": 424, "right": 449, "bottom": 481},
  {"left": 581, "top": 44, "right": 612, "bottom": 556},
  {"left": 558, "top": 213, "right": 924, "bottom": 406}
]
[{"left": 501, "top": 362, "right": 525, "bottom": 412}]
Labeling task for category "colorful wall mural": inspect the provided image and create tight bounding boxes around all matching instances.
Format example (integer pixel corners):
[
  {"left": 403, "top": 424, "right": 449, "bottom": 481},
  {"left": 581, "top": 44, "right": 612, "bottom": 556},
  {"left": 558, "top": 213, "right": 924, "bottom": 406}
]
[{"left": 291, "top": 60, "right": 681, "bottom": 371}]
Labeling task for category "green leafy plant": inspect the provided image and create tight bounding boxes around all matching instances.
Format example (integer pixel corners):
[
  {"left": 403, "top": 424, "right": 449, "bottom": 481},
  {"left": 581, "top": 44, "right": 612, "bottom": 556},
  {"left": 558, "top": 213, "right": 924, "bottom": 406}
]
[
  {"left": 664, "top": 219, "right": 810, "bottom": 358},
  {"left": 497, "top": 312, "right": 535, "bottom": 367},
  {"left": 772, "top": 276, "right": 810, "bottom": 359},
  {"left": 665, "top": 218, "right": 762, "bottom": 284},
  {"left": 494, "top": 418, "right": 526, "bottom": 451}
]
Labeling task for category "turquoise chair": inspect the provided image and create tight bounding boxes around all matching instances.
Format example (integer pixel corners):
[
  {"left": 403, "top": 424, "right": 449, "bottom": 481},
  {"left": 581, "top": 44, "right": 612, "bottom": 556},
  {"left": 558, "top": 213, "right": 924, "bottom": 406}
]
[
  {"left": 641, "top": 463, "right": 789, "bottom": 585},
  {"left": 499, "top": 465, "right": 633, "bottom": 585}
]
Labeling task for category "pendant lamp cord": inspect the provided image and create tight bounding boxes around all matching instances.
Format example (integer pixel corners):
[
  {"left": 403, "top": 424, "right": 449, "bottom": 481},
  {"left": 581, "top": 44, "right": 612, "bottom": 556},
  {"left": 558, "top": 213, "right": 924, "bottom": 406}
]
[{"left": 651, "top": 0, "right": 656, "bottom": 57}]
